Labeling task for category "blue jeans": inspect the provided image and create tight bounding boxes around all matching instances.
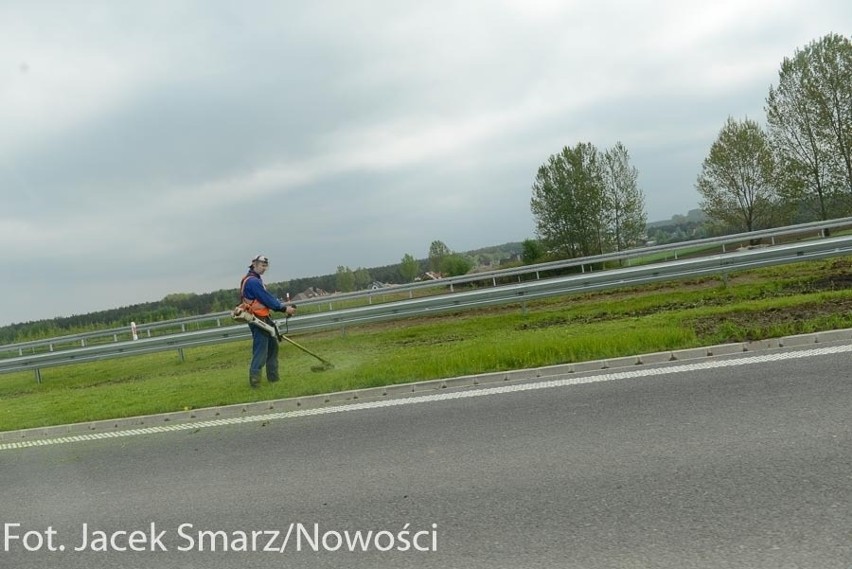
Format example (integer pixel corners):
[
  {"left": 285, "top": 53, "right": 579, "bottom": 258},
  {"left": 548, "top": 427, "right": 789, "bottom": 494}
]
[{"left": 250, "top": 323, "right": 279, "bottom": 382}]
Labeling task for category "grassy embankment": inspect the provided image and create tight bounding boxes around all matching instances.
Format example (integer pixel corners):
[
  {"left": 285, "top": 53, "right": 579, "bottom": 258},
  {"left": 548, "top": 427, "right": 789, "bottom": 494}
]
[{"left": 0, "top": 257, "right": 850, "bottom": 432}]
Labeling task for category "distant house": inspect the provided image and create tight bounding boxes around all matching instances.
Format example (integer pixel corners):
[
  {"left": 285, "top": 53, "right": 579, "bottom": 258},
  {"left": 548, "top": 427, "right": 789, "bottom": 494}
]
[{"left": 292, "top": 286, "right": 329, "bottom": 301}]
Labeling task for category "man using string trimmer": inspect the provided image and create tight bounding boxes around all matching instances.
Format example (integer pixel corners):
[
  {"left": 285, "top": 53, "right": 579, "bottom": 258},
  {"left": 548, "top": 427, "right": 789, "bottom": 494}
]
[{"left": 235, "top": 255, "right": 296, "bottom": 388}]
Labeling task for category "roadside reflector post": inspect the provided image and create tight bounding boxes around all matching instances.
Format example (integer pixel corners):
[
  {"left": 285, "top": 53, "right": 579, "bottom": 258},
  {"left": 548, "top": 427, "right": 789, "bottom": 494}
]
[{"left": 131, "top": 321, "right": 139, "bottom": 341}]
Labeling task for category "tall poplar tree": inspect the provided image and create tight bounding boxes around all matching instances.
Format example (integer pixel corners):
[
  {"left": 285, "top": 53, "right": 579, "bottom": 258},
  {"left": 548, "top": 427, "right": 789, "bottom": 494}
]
[{"left": 601, "top": 142, "right": 647, "bottom": 251}]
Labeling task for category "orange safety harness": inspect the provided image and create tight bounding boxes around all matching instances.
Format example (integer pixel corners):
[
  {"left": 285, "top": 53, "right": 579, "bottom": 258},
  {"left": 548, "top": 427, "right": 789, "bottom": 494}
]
[{"left": 239, "top": 274, "right": 271, "bottom": 317}]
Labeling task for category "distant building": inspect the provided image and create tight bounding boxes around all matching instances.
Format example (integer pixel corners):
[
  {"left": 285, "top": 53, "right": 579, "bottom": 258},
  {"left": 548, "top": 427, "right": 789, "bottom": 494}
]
[{"left": 292, "top": 286, "right": 330, "bottom": 301}]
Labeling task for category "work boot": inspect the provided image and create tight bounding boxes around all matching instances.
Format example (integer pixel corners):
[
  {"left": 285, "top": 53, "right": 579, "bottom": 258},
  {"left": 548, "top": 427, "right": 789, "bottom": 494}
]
[
  {"left": 267, "top": 374, "right": 280, "bottom": 383},
  {"left": 249, "top": 373, "right": 261, "bottom": 389}
]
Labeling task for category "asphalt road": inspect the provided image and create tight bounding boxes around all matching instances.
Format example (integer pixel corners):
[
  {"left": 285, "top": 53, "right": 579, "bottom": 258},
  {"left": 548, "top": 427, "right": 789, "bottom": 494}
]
[{"left": 1, "top": 343, "right": 850, "bottom": 568}]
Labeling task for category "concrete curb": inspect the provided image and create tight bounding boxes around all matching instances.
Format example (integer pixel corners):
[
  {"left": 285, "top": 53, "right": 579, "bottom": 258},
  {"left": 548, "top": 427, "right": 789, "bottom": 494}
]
[{"left": 2, "top": 327, "right": 850, "bottom": 444}]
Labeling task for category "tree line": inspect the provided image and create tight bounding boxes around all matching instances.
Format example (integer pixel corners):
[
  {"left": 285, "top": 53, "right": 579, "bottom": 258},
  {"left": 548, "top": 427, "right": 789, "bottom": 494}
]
[
  {"left": 0, "top": 243, "right": 516, "bottom": 344},
  {"left": 330, "top": 240, "right": 478, "bottom": 293},
  {"left": 524, "top": 32, "right": 850, "bottom": 261},
  {"left": 698, "top": 33, "right": 851, "bottom": 232}
]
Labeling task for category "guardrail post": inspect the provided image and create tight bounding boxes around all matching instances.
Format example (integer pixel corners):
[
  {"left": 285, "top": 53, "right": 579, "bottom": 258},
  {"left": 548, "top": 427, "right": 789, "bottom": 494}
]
[
  {"left": 34, "top": 368, "right": 42, "bottom": 384},
  {"left": 177, "top": 348, "right": 185, "bottom": 362}
]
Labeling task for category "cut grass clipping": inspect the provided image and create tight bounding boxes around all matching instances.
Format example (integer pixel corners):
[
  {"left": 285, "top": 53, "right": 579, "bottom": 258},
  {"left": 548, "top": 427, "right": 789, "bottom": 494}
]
[{"left": 0, "top": 257, "right": 850, "bottom": 432}]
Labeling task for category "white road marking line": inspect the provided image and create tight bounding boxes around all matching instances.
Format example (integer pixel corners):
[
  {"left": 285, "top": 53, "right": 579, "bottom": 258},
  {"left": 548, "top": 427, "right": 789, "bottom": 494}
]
[{"left": 2, "top": 344, "right": 850, "bottom": 451}]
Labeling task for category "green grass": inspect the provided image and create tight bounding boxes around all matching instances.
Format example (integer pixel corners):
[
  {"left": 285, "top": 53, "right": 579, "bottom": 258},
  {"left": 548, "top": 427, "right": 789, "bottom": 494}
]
[{"left": 1, "top": 257, "right": 850, "bottom": 432}]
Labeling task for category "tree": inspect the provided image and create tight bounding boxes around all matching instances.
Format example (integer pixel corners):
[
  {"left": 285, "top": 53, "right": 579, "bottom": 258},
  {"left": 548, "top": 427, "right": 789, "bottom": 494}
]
[
  {"left": 530, "top": 143, "right": 607, "bottom": 258},
  {"left": 353, "top": 267, "right": 372, "bottom": 290},
  {"left": 601, "top": 142, "right": 647, "bottom": 251},
  {"left": 521, "top": 239, "right": 545, "bottom": 264},
  {"left": 428, "top": 240, "right": 451, "bottom": 273},
  {"left": 335, "top": 265, "right": 355, "bottom": 292},
  {"left": 766, "top": 33, "right": 852, "bottom": 219},
  {"left": 809, "top": 34, "right": 852, "bottom": 202},
  {"left": 399, "top": 253, "right": 420, "bottom": 282},
  {"left": 696, "top": 117, "right": 781, "bottom": 233},
  {"left": 441, "top": 254, "right": 473, "bottom": 277}
]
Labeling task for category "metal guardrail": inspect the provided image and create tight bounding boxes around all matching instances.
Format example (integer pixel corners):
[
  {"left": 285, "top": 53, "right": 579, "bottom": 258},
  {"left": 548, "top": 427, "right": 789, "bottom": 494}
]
[
  {"left": 2, "top": 234, "right": 851, "bottom": 381},
  {"left": 4, "top": 215, "right": 852, "bottom": 358},
  {"left": 0, "top": 313, "right": 235, "bottom": 355}
]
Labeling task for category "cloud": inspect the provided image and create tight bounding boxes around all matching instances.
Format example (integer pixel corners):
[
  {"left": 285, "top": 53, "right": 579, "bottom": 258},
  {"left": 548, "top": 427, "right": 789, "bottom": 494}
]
[{"left": 1, "top": 0, "right": 850, "bottom": 326}]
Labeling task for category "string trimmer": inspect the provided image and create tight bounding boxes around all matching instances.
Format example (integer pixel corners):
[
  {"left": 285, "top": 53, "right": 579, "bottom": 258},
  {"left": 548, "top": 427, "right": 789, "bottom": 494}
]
[{"left": 232, "top": 306, "right": 334, "bottom": 371}]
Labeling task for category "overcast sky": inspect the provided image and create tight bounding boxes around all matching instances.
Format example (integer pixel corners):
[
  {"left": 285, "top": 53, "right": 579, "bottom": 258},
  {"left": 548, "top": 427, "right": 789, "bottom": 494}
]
[{"left": 2, "top": 0, "right": 850, "bottom": 326}]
